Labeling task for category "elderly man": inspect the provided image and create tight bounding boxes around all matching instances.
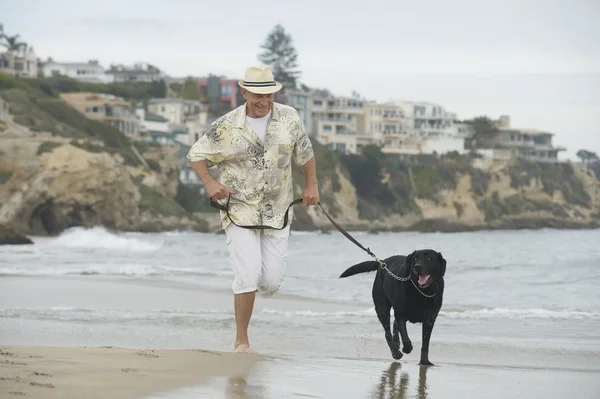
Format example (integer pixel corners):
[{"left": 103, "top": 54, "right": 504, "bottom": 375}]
[{"left": 187, "top": 65, "right": 319, "bottom": 354}]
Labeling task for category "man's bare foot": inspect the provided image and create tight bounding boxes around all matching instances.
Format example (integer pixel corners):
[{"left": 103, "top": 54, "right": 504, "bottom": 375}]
[{"left": 234, "top": 343, "right": 257, "bottom": 354}]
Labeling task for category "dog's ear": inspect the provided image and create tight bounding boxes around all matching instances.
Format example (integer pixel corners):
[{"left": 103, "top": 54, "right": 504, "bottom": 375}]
[
  {"left": 437, "top": 252, "right": 447, "bottom": 276},
  {"left": 405, "top": 251, "right": 416, "bottom": 275}
]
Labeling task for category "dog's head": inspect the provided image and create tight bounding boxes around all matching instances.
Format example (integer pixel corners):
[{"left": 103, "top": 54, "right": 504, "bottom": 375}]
[{"left": 405, "top": 249, "right": 446, "bottom": 289}]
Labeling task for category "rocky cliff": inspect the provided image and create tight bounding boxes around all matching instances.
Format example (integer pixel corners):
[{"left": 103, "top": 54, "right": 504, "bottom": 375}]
[
  {"left": 290, "top": 146, "right": 600, "bottom": 232},
  {"left": 0, "top": 137, "right": 208, "bottom": 236}
]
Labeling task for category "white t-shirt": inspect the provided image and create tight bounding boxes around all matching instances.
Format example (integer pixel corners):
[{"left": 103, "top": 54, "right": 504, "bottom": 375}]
[{"left": 246, "top": 110, "right": 271, "bottom": 144}]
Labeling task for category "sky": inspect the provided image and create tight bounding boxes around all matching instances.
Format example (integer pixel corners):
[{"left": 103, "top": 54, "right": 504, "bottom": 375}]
[{"left": 2, "top": 0, "right": 599, "bottom": 160}]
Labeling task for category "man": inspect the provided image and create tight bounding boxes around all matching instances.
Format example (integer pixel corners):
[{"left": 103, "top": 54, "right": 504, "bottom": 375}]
[{"left": 187, "top": 65, "right": 319, "bottom": 354}]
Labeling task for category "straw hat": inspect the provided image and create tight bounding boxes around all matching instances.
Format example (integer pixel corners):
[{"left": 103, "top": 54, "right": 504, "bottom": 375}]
[{"left": 238, "top": 66, "right": 282, "bottom": 94}]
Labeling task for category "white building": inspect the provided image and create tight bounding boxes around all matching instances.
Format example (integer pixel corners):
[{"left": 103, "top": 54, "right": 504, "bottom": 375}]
[
  {"left": 393, "top": 101, "right": 457, "bottom": 138},
  {"left": 311, "top": 91, "right": 366, "bottom": 153},
  {"left": 388, "top": 100, "right": 471, "bottom": 155},
  {"left": 284, "top": 88, "right": 312, "bottom": 135},
  {"left": 0, "top": 47, "right": 38, "bottom": 78},
  {"left": 106, "top": 62, "right": 164, "bottom": 83},
  {"left": 135, "top": 107, "right": 170, "bottom": 135},
  {"left": 42, "top": 59, "right": 111, "bottom": 83},
  {"left": 147, "top": 98, "right": 208, "bottom": 145},
  {"left": 423, "top": 122, "right": 474, "bottom": 155}
]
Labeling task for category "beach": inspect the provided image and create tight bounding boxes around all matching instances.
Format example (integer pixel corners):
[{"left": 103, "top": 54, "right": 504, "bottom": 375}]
[
  {"left": 1, "top": 343, "right": 598, "bottom": 399},
  {"left": 1, "top": 227, "right": 600, "bottom": 398}
]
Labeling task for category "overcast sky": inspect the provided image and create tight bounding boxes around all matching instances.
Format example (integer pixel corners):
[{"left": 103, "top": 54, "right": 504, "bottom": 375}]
[{"left": 3, "top": 0, "right": 599, "bottom": 160}]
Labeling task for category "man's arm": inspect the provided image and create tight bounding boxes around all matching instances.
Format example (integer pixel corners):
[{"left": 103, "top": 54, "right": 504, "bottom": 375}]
[
  {"left": 301, "top": 156, "right": 318, "bottom": 186},
  {"left": 190, "top": 159, "right": 216, "bottom": 186},
  {"left": 189, "top": 159, "right": 233, "bottom": 200},
  {"left": 300, "top": 157, "right": 319, "bottom": 206}
]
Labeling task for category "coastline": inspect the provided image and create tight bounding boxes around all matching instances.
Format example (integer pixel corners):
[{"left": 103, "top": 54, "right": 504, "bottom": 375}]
[{"left": 2, "top": 216, "right": 600, "bottom": 244}]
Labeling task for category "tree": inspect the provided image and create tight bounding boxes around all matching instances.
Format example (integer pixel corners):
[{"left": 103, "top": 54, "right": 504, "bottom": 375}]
[
  {"left": 576, "top": 149, "right": 600, "bottom": 169},
  {"left": 180, "top": 79, "right": 199, "bottom": 101},
  {"left": 463, "top": 116, "right": 498, "bottom": 149},
  {"left": 1, "top": 33, "right": 27, "bottom": 53},
  {"left": 258, "top": 24, "right": 301, "bottom": 89}
]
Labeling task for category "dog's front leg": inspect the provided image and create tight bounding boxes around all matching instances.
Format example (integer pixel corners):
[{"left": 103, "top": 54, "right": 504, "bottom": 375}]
[
  {"left": 394, "top": 314, "right": 413, "bottom": 354},
  {"left": 392, "top": 320, "right": 401, "bottom": 351},
  {"left": 419, "top": 318, "right": 436, "bottom": 366}
]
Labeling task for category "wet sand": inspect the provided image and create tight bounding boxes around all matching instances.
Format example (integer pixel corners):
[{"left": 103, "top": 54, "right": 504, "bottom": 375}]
[
  {"left": 0, "top": 346, "right": 258, "bottom": 399},
  {"left": 1, "top": 345, "right": 599, "bottom": 399}
]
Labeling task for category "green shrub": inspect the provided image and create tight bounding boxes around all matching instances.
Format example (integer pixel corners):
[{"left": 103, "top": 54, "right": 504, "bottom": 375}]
[
  {"left": 70, "top": 139, "right": 105, "bottom": 153},
  {"left": 454, "top": 201, "right": 464, "bottom": 217},
  {"left": 469, "top": 168, "right": 489, "bottom": 196},
  {"left": 479, "top": 192, "right": 569, "bottom": 222},
  {"left": 175, "top": 183, "right": 217, "bottom": 214},
  {"left": 0, "top": 169, "right": 13, "bottom": 184},
  {"left": 139, "top": 185, "right": 188, "bottom": 217},
  {"left": 508, "top": 159, "right": 590, "bottom": 207},
  {"left": 37, "top": 141, "right": 62, "bottom": 155},
  {"left": 145, "top": 159, "right": 161, "bottom": 172}
]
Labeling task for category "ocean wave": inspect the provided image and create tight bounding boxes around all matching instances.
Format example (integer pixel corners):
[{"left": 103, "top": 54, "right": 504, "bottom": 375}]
[
  {"left": 2, "top": 306, "right": 597, "bottom": 323},
  {"left": 0, "top": 266, "right": 233, "bottom": 278},
  {"left": 440, "top": 307, "right": 600, "bottom": 320},
  {"left": 51, "top": 226, "right": 162, "bottom": 251},
  {"left": 262, "top": 307, "right": 600, "bottom": 321}
]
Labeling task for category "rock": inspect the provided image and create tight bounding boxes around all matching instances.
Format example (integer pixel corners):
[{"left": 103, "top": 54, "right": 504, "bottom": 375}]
[
  {"left": 0, "top": 224, "right": 33, "bottom": 245},
  {"left": 0, "top": 144, "right": 206, "bottom": 236},
  {"left": 0, "top": 144, "right": 141, "bottom": 235}
]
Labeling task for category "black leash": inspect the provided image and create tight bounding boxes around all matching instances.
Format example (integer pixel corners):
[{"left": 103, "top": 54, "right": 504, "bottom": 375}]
[{"left": 210, "top": 196, "right": 380, "bottom": 260}]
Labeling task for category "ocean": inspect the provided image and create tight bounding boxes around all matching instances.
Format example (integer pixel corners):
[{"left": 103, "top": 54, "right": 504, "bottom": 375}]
[{"left": 1, "top": 226, "right": 600, "bottom": 398}]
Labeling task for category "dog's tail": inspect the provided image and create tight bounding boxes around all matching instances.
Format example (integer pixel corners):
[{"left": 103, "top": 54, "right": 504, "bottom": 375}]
[{"left": 339, "top": 260, "right": 379, "bottom": 278}]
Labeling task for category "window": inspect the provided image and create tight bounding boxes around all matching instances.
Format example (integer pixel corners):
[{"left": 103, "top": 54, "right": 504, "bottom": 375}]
[
  {"left": 335, "top": 143, "right": 346, "bottom": 151},
  {"left": 221, "top": 85, "right": 232, "bottom": 97},
  {"left": 323, "top": 125, "right": 332, "bottom": 132},
  {"left": 414, "top": 105, "right": 426, "bottom": 116}
]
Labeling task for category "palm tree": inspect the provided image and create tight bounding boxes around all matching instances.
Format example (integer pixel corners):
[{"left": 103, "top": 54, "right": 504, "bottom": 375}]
[
  {"left": 0, "top": 24, "right": 28, "bottom": 53},
  {"left": 3, "top": 34, "right": 27, "bottom": 53}
]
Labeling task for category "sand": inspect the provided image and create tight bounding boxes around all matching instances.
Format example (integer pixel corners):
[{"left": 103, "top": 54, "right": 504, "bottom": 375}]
[
  {"left": 0, "top": 346, "right": 258, "bottom": 399},
  {"left": 2, "top": 345, "right": 599, "bottom": 399}
]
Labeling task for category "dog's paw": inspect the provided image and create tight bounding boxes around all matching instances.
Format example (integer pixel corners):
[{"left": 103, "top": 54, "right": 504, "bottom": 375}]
[
  {"left": 390, "top": 345, "right": 403, "bottom": 360},
  {"left": 419, "top": 360, "right": 434, "bottom": 366},
  {"left": 402, "top": 342, "right": 413, "bottom": 354}
]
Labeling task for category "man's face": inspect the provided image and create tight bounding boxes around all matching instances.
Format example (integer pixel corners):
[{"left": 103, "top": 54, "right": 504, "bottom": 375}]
[{"left": 242, "top": 89, "right": 274, "bottom": 118}]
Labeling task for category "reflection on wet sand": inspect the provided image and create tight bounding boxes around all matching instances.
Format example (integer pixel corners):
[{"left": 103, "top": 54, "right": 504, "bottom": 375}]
[
  {"left": 225, "top": 375, "right": 266, "bottom": 399},
  {"left": 371, "top": 362, "right": 429, "bottom": 399}
]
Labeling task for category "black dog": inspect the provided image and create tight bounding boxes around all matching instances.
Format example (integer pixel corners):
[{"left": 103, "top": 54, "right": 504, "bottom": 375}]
[{"left": 339, "top": 250, "right": 446, "bottom": 366}]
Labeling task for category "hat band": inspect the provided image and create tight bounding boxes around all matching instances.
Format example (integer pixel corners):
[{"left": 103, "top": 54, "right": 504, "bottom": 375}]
[{"left": 243, "top": 81, "right": 276, "bottom": 87}]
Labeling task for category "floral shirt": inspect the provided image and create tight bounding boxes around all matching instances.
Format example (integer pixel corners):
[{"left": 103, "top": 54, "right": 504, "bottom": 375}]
[{"left": 187, "top": 102, "right": 314, "bottom": 234}]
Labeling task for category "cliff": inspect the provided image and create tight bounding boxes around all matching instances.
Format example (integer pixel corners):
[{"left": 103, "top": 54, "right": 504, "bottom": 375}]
[
  {"left": 291, "top": 147, "right": 600, "bottom": 232},
  {"left": 1, "top": 74, "right": 599, "bottom": 239}
]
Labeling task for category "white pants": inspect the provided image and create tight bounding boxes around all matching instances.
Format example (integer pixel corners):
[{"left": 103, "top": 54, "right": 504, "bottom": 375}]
[{"left": 224, "top": 224, "right": 290, "bottom": 297}]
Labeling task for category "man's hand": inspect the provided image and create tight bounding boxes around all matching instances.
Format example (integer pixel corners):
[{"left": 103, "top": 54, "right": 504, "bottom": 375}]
[
  {"left": 206, "top": 179, "right": 234, "bottom": 201},
  {"left": 302, "top": 182, "right": 319, "bottom": 206}
]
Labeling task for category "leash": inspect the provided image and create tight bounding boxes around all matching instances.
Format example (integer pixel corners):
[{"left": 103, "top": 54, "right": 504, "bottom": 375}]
[
  {"left": 210, "top": 196, "right": 301, "bottom": 230},
  {"left": 210, "top": 196, "right": 436, "bottom": 298}
]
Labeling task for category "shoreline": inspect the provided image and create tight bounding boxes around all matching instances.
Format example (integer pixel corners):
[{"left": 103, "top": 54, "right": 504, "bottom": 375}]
[{"left": 2, "top": 218, "right": 600, "bottom": 243}]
